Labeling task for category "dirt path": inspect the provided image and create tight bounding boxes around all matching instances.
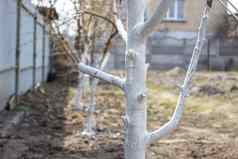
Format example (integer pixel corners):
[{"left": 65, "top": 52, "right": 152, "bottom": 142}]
[{"left": 1, "top": 71, "right": 238, "bottom": 159}]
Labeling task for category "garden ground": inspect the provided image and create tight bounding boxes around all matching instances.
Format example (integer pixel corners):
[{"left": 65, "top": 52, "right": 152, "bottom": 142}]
[{"left": 1, "top": 69, "right": 238, "bottom": 159}]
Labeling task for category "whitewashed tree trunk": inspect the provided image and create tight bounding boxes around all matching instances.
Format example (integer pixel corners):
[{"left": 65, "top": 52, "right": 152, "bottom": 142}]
[
  {"left": 78, "top": 0, "right": 212, "bottom": 158},
  {"left": 124, "top": 0, "right": 147, "bottom": 158},
  {"left": 82, "top": 77, "right": 97, "bottom": 136},
  {"left": 75, "top": 18, "right": 96, "bottom": 111},
  {"left": 82, "top": 53, "right": 110, "bottom": 136},
  {"left": 74, "top": 48, "right": 90, "bottom": 111}
]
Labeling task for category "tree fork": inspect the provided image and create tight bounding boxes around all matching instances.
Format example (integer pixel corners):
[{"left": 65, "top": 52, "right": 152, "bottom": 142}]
[{"left": 77, "top": 0, "right": 212, "bottom": 159}]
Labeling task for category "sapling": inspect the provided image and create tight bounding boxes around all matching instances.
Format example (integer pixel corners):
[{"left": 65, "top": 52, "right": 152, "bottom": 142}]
[{"left": 78, "top": 0, "right": 212, "bottom": 158}]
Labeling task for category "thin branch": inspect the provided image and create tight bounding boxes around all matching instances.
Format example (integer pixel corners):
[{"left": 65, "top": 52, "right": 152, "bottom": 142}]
[
  {"left": 99, "top": 51, "right": 111, "bottom": 70},
  {"left": 78, "top": 63, "right": 125, "bottom": 89},
  {"left": 139, "top": 0, "right": 175, "bottom": 38},
  {"left": 47, "top": 21, "right": 79, "bottom": 64},
  {"left": 99, "top": 27, "right": 118, "bottom": 68},
  {"left": 113, "top": 0, "right": 127, "bottom": 42},
  {"left": 145, "top": 6, "right": 210, "bottom": 145},
  {"left": 82, "top": 11, "right": 117, "bottom": 30}
]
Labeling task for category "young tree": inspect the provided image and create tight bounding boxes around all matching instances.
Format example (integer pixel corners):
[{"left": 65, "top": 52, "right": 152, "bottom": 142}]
[
  {"left": 73, "top": 0, "right": 118, "bottom": 136},
  {"left": 78, "top": 0, "right": 212, "bottom": 158}
]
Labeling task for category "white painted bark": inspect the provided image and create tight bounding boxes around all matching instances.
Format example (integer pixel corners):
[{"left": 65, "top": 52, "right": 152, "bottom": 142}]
[
  {"left": 75, "top": 17, "right": 96, "bottom": 111},
  {"left": 74, "top": 10, "right": 93, "bottom": 112},
  {"left": 81, "top": 76, "right": 97, "bottom": 136},
  {"left": 74, "top": 73, "right": 86, "bottom": 111},
  {"left": 82, "top": 53, "right": 111, "bottom": 136},
  {"left": 78, "top": 63, "right": 125, "bottom": 89},
  {"left": 113, "top": 0, "right": 127, "bottom": 43},
  {"left": 140, "top": 0, "right": 176, "bottom": 38},
  {"left": 77, "top": 0, "right": 211, "bottom": 158},
  {"left": 123, "top": 0, "right": 147, "bottom": 158},
  {"left": 146, "top": 6, "right": 210, "bottom": 145},
  {"left": 74, "top": 51, "right": 89, "bottom": 111}
]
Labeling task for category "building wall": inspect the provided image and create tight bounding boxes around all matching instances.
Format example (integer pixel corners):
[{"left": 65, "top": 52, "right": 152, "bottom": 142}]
[
  {"left": 0, "top": 0, "right": 50, "bottom": 111},
  {"left": 105, "top": 0, "right": 236, "bottom": 71},
  {"left": 147, "top": 0, "right": 226, "bottom": 34}
]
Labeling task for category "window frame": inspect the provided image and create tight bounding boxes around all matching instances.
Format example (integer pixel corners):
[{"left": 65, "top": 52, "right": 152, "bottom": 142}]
[{"left": 164, "top": 0, "right": 185, "bottom": 21}]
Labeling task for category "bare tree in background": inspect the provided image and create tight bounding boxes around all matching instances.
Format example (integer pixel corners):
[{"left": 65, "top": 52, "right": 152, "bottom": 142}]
[
  {"left": 72, "top": 0, "right": 118, "bottom": 136},
  {"left": 36, "top": 0, "right": 119, "bottom": 136}
]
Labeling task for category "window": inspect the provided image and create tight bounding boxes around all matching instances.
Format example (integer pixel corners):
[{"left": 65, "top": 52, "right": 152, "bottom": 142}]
[{"left": 165, "top": 0, "right": 185, "bottom": 21}]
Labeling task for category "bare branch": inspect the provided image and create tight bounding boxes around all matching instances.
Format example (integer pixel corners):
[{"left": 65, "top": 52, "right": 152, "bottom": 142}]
[
  {"left": 145, "top": 6, "right": 210, "bottom": 145},
  {"left": 113, "top": 0, "right": 127, "bottom": 42},
  {"left": 47, "top": 21, "right": 79, "bottom": 64},
  {"left": 139, "top": 0, "right": 175, "bottom": 38},
  {"left": 79, "top": 63, "right": 125, "bottom": 89},
  {"left": 99, "top": 27, "right": 118, "bottom": 67},
  {"left": 99, "top": 50, "right": 111, "bottom": 71}
]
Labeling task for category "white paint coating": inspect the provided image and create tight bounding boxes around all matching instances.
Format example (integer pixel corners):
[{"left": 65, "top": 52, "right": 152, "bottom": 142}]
[{"left": 78, "top": 0, "right": 211, "bottom": 158}]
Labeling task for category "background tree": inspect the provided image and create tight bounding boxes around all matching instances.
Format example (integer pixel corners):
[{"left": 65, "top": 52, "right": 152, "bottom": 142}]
[
  {"left": 72, "top": 0, "right": 119, "bottom": 136},
  {"left": 36, "top": 0, "right": 120, "bottom": 136}
]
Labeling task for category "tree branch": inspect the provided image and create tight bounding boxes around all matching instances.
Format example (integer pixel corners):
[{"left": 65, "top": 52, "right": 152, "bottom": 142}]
[
  {"left": 99, "top": 28, "right": 118, "bottom": 67},
  {"left": 145, "top": 6, "right": 210, "bottom": 145},
  {"left": 78, "top": 63, "right": 125, "bottom": 90},
  {"left": 113, "top": 0, "right": 127, "bottom": 43},
  {"left": 139, "top": 0, "right": 175, "bottom": 38}
]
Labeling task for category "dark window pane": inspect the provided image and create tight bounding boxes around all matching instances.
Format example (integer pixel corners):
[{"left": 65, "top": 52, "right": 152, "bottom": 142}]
[
  {"left": 177, "top": 0, "right": 185, "bottom": 19},
  {"left": 169, "top": 2, "right": 175, "bottom": 18}
]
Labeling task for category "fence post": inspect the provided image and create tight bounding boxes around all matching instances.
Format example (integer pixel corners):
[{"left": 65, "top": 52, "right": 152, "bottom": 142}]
[
  {"left": 33, "top": 14, "right": 37, "bottom": 88},
  {"left": 42, "top": 25, "right": 46, "bottom": 82},
  {"left": 15, "top": 0, "right": 22, "bottom": 104}
]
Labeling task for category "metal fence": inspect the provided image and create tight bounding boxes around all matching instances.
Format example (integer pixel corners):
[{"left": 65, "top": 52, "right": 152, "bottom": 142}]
[{"left": 0, "top": 0, "right": 50, "bottom": 111}]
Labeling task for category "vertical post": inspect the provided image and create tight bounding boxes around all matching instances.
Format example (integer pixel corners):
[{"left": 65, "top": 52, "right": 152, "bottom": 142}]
[
  {"left": 15, "top": 0, "right": 22, "bottom": 104},
  {"left": 33, "top": 15, "right": 37, "bottom": 87},
  {"left": 42, "top": 25, "right": 46, "bottom": 82}
]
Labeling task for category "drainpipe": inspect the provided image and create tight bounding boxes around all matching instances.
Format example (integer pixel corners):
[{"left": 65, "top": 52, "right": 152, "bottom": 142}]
[
  {"left": 15, "top": 0, "right": 22, "bottom": 104},
  {"left": 33, "top": 14, "right": 37, "bottom": 87}
]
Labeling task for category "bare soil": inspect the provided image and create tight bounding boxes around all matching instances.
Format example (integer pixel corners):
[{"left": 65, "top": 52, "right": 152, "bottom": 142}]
[{"left": 1, "top": 71, "right": 238, "bottom": 159}]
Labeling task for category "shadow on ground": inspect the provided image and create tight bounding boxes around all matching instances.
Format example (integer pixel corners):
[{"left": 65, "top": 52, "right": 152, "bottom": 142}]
[
  {"left": 1, "top": 71, "right": 238, "bottom": 159},
  {"left": 0, "top": 79, "right": 124, "bottom": 159}
]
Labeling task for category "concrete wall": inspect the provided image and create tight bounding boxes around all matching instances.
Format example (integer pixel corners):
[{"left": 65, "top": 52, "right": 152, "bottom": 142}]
[
  {"left": 0, "top": 0, "right": 50, "bottom": 111},
  {"left": 109, "top": 33, "right": 238, "bottom": 71}
]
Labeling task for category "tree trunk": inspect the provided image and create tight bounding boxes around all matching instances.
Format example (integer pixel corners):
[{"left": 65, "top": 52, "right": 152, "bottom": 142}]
[
  {"left": 124, "top": 0, "right": 147, "bottom": 158},
  {"left": 78, "top": 0, "right": 211, "bottom": 158},
  {"left": 82, "top": 52, "right": 110, "bottom": 136},
  {"left": 82, "top": 77, "right": 97, "bottom": 136},
  {"left": 124, "top": 41, "right": 147, "bottom": 159},
  {"left": 74, "top": 48, "right": 89, "bottom": 111}
]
